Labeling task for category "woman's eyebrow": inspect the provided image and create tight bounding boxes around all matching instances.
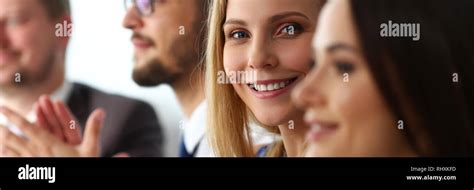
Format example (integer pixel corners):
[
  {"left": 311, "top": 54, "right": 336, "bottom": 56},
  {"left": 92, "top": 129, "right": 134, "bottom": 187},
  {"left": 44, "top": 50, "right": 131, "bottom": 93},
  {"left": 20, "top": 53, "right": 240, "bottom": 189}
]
[
  {"left": 223, "top": 19, "right": 247, "bottom": 27},
  {"left": 224, "top": 11, "right": 309, "bottom": 27},
  {"left": 326, "top": 42, "right": 359, "bottom": 54},
  {"left": 269, "top": 11, "right": 310, "bottom": 23}
]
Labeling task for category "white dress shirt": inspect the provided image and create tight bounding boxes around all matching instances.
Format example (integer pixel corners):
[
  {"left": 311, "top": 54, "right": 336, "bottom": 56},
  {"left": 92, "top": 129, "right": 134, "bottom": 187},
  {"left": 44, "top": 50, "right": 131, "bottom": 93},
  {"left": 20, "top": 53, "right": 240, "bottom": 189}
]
[
  {"left": 181, "top": 101, "right": 213, "bottom": 157},
  {"left": 0, "top": 81, "right": 73, "bottom": 136},
  {"left": 180, "top": 100, "right": 276, "bottom": 157}
]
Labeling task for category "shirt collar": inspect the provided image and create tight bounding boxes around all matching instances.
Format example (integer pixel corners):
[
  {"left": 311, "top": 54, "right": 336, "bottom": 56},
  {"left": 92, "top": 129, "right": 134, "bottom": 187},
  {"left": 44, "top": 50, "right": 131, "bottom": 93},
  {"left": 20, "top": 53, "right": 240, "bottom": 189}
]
[{"left": 182, "top": 100, "right": 207, "bottom": 152}]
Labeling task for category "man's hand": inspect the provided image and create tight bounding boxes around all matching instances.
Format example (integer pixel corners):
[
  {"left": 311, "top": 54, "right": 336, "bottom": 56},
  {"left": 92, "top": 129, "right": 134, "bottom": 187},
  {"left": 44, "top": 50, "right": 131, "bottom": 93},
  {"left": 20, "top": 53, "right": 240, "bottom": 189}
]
[
  {"left": 0, "top": 106, "right": 105, "bottom": 157},
  {"left": 35, "top": 95, "right": 82, "bottom": 145}
]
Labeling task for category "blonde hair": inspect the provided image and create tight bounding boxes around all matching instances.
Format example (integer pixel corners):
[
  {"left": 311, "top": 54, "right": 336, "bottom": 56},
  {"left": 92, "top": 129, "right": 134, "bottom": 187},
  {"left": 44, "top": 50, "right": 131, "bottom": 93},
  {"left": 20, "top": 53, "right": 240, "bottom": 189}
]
[
  {"left": 206, "top": 0, "right": 284, "bottom": 157},
  {"left": 205, "top": 0, "right": 324, "bottom": 157},
  {"left": 206, "top": 0, "right": 255, "bottom": 157}
]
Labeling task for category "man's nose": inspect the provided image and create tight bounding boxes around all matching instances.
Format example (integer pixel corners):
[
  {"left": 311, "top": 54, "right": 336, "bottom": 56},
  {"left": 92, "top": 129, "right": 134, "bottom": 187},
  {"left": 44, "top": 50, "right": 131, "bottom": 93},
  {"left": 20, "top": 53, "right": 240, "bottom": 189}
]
[{"left": 122, "top": 6, "right": 143, "bottom": 30}]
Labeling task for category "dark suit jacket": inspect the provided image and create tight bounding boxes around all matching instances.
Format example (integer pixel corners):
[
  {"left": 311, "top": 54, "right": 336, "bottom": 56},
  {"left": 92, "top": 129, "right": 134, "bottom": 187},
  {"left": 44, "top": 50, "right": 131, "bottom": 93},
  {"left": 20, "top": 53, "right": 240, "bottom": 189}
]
[{"left": 66, "top": 83, "right": 163, "bottom": 157}]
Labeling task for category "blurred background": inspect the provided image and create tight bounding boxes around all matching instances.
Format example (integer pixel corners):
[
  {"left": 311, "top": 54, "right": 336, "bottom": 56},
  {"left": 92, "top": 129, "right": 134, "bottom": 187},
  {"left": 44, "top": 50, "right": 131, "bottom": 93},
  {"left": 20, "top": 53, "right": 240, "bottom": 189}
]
[{"left": 66, "top": 0, "right": 183, "bottom": 157}]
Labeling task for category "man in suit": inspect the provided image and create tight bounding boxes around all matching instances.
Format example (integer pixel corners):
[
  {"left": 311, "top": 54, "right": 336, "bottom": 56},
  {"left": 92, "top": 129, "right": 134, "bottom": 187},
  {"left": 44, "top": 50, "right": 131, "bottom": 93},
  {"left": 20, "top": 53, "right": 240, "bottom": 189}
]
[
  {"left": 122, "top": 0, "right": 212, "bottom": 157},
  {"left": 0, "top": 0, "right": 162, "bottom": 157}
]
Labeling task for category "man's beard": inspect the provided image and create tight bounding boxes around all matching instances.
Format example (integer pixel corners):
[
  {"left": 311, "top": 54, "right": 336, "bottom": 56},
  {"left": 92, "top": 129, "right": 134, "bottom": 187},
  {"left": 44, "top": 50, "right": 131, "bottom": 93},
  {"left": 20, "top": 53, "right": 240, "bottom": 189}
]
[
  {"left": 131, "top": 33, "right": 198, "bottom": 87},
  {"left": 0, "top": 50, "right": 55, "bottom": 89},
  {"left": 132, "top": 58, "right": 178, "bottom": 86}
]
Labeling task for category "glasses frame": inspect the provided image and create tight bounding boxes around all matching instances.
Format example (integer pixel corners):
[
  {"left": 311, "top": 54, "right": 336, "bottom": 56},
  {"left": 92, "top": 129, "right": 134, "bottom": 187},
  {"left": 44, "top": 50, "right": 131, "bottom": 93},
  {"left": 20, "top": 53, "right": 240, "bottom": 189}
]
[{"left": 124, "top": 0, "right": 156, "bottom": 16}]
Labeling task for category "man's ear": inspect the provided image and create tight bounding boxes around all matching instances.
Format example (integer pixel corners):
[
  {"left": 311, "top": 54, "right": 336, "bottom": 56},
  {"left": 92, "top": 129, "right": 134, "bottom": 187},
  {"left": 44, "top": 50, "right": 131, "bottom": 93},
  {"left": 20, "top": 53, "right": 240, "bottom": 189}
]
[{"left": 54, "top": 15, "right": 72, "bottom": 49}]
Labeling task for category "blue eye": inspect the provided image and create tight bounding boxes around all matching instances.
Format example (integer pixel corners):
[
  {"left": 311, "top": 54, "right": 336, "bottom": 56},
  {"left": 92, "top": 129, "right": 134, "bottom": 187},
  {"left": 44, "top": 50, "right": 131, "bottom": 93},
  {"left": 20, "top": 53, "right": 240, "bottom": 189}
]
[{"left": 231, "top": 31, "right": 249, "bottom": 39}]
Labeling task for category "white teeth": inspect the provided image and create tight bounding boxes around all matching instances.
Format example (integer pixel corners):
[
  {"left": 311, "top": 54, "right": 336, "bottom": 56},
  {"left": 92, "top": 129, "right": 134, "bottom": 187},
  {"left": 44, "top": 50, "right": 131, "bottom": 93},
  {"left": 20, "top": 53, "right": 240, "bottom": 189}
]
[
  {"left": 249, "top": 79, "right": 293, "bottom": 92},
  {"left": 267, "top": 84, "right": 274, "bottom": 91}
]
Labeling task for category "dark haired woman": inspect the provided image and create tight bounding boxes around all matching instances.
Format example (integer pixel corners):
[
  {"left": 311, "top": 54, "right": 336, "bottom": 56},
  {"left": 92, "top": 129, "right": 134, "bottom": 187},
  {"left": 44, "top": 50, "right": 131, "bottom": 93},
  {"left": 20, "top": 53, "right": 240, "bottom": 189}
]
[{"left": 293, "top": 0, "right": 474, "bottom": 156}]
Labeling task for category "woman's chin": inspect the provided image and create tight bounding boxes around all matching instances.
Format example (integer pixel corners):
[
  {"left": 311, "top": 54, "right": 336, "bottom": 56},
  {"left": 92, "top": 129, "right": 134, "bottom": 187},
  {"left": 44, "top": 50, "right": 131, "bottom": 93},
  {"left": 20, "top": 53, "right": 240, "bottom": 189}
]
[{"left": 254, "top": 114, "right": 293, "bottom": 127}]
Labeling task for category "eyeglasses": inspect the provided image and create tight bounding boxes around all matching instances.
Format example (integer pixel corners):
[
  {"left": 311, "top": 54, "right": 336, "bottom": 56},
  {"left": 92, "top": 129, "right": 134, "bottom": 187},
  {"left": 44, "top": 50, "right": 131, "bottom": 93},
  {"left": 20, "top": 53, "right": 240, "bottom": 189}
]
[{"left": 124, "top": 0, "right": 156, "bottom": 16}]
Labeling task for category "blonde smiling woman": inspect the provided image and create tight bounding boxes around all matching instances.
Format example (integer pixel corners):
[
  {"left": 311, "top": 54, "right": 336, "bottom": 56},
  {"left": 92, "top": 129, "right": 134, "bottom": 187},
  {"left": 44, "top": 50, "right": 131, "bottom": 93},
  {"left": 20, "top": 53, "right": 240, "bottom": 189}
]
[{"left": 205, "top": 0, "right": 325, "bottom": 157}]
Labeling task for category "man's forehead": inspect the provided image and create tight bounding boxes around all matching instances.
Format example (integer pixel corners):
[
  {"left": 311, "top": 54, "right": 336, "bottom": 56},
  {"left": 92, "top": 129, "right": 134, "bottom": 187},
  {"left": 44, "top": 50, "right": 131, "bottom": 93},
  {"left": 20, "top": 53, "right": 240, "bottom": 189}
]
[{"left": 0, "top": 0, "right": 40, "bottom": 14}]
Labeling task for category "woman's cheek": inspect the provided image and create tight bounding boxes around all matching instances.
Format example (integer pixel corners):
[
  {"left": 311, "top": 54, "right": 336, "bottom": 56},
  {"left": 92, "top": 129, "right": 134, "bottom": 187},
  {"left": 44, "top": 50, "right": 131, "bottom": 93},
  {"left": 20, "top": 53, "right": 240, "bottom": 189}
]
[
  {"left": 333, "top": 82, "right": 360, "bottom": 124},
  {"left": 334, "top": 72, "right": 397, "bottom": 155},
  {"left": 276, "top": 41, "right": 312, "bottom": 72},
  {"left": 223, "top": 47, "right": 245, "bottom": 71},
  {"left": 331, "top": 75, "right": 372, "bottom": 140}
]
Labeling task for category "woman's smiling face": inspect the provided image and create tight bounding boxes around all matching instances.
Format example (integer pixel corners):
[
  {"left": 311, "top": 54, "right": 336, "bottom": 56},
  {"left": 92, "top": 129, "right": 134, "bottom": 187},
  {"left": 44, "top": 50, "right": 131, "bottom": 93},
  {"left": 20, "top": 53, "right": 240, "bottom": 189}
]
[{"left": 223, "top": 0, "right": 318, "bottom": 126}]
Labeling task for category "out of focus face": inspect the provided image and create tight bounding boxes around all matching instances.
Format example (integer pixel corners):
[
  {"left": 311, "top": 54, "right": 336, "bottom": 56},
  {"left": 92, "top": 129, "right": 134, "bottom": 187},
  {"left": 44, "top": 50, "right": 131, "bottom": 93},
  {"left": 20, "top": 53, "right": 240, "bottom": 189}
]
[
  {"left": 292, "top": 0, "right": 415, "bottom": 156},
  {"left": 0, "top": 0, "right": 60, "bottom": 87}
]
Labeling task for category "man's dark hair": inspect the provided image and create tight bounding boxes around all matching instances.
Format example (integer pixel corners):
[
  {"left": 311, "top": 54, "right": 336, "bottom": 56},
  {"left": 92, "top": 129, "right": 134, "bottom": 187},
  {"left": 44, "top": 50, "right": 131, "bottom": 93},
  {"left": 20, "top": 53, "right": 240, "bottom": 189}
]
[{"left": 39, "top": 0, "right": 70, "bottom": 19}]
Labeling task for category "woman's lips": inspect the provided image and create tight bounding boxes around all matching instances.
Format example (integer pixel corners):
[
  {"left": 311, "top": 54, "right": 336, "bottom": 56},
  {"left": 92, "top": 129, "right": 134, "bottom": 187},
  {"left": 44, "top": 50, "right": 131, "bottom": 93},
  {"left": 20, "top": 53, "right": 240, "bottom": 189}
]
[
  {"left": 306, "top": 121, "right": 338, "bottom": 141},
  {"left": 247, "top": 77, "right": 298, "bottom": 99}
]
